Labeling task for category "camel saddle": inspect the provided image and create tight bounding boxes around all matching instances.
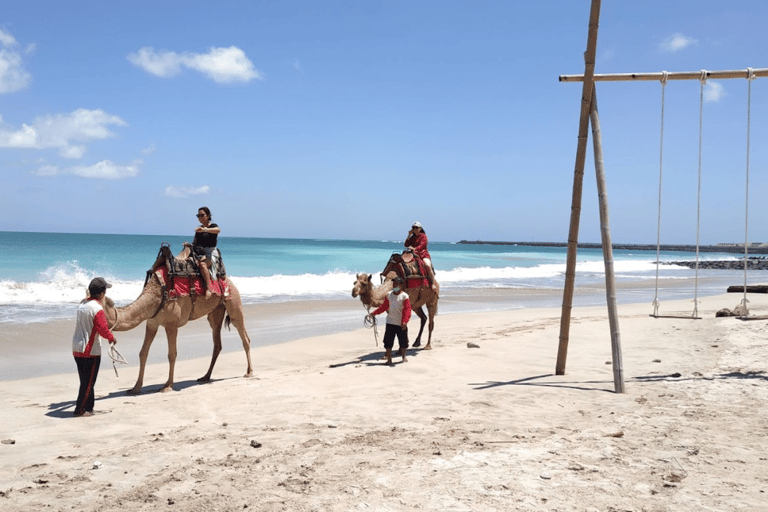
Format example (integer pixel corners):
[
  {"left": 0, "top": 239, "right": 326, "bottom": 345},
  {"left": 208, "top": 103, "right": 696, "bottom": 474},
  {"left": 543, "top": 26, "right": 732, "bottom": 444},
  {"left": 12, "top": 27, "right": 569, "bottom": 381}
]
[
  {"left": 383, "top": 252, "right": 429, "bottom": 289},
  {"left": 149, "top": 243, "right": 228, "bottom": 298}
]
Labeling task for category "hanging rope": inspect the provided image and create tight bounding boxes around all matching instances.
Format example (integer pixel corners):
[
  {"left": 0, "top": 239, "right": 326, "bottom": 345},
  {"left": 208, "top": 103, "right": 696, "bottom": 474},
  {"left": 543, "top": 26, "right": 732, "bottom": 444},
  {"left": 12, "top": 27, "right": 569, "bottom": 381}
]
[
  {"left": 741, "top": 68, "right": 755, "bottom": 314},
  {"left": 693, "top": 71, "right": 707, "bottom": 318},
  {"left": 652, "top": 71, "right": 668, "bottom": 317}
]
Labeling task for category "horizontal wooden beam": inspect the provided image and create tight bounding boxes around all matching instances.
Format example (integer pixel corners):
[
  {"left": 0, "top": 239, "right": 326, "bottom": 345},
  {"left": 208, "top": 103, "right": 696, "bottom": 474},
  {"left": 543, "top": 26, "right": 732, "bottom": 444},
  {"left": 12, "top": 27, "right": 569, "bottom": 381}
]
[{"left": 560, "top": 68, "right": 768, "bottom": 83}]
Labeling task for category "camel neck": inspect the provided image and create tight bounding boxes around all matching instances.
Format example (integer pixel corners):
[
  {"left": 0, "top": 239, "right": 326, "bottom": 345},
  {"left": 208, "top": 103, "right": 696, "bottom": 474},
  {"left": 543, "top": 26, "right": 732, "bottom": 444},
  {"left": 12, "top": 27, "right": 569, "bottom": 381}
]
[{"left": 113, "top": 277, "right": 164, "bottom": 331}]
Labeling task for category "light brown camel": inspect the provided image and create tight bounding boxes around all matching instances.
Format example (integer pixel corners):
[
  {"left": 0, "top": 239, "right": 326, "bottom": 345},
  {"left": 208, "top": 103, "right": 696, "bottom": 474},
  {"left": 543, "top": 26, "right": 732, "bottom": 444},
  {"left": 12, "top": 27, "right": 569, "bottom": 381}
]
[
  {"left": 102, "top": 251, "right": 254, "bottom": 395},
  {"left": 352, "top": 255, "right": 438, "bottom": 349}
]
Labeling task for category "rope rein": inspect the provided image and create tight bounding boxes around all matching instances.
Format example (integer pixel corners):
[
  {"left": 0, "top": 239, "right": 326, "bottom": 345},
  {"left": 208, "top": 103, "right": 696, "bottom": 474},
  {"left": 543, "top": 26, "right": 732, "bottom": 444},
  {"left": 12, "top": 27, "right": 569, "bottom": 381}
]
[
  {"left": 363, "top": 305, "right": 379, "bottom": 347},
  {"left": 107, "top": 342, "right": 128, "bottom": 377}
]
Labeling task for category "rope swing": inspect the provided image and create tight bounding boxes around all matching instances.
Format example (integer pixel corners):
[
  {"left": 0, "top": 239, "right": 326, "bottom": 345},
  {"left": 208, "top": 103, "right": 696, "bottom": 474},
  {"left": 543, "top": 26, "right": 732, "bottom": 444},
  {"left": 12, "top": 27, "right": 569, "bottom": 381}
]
[
  {"left": 652, "top": 72, "right": 668, "bottom": 317},
  {"left": 652, "top": 71, "right": 703, "bottom": 319},
  {"left": 691, "top": 71, "right": 707, "bottom": 319},
  {"left": 739, "top": 68, "right": 756, "bottom": 316}
]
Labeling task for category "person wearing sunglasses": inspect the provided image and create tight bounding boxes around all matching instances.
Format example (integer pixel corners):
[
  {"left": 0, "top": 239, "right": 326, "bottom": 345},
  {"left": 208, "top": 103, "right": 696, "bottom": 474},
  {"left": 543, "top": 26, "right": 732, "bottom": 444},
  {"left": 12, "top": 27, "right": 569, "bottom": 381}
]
[{"left": 178, "top": 206, "right": 220, "bottom": 298}]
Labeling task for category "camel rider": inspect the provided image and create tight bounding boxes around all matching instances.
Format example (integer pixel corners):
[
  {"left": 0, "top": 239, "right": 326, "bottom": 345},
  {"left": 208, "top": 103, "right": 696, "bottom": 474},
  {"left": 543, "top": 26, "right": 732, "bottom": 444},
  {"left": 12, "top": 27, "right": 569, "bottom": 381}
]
[
  {"left": 404, "top": 221, "right": 437, "bottom": 291},
  {"left": 177, "top": 206, "right": 220, "bottom": 299}
]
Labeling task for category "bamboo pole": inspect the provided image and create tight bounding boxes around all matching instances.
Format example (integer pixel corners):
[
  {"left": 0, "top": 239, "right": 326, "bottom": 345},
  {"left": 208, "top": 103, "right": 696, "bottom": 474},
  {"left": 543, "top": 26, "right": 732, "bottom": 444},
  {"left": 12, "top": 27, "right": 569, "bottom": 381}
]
[
  {"left": 560, "top": 68, "right": 768, "bottom": 83},
  {"left": 589, "top": 87, "right": 625, "bottom": 393},
  {"left": 557, "top": 0, "right": 601, "bottom": 376}
]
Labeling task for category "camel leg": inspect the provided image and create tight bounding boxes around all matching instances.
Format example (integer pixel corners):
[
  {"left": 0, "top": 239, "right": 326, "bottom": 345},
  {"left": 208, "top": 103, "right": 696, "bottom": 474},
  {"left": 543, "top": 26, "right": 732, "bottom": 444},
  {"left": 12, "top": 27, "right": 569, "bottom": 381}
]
[
  {"left": 423, "top": 302, "right": 437, "bottom": 350},
  {"left": 224, "top": 294, "right": 254, "bottom": 378},
  {"left": 128, "top": 323, "right": 159, "bottom": 395},
  {"left": 160, "top": 326, "right": 179, "bottom": 393},
  {"left": 411, "top": 306, "right": 427, "bottom": 348},
  {"left": 198, "top": 306, "right": 226, "bottom": 382}
]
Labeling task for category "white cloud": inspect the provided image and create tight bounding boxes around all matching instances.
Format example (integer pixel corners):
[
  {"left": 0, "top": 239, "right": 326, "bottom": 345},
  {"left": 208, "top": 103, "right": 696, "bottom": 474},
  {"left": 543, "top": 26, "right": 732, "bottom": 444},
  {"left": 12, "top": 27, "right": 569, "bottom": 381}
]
[
  {"left": 164, "top": 185, "right": 210, "bottom": 198},
  {"left": 70, "top": 160, "right": 140, "bottom": 180},
  {"left": 127, "top": 47, "right": 183, "bottom": 77},
  {"left": 704, "top": 81, "right": 726, "bottom": 103},
  {"left": 141, "top": 143, "right": 157, "bottom": 156},
  {"left": 0, "top": 108, "right": 127, "bottom": 158},
  {"left": 128, "top": 46, "right": 261, "bottom": 84},
  {"left": 659, "top": 33, "right": 698, "bottom": 53},
  {"left": 0, "top": 28, "right": 32, "bottom": 93},
  {"left": 32, "top": 159, "right": 141, "bottom": 179},
  {"left": 33, "top": 164, "right": 59, "bottom": 176}
]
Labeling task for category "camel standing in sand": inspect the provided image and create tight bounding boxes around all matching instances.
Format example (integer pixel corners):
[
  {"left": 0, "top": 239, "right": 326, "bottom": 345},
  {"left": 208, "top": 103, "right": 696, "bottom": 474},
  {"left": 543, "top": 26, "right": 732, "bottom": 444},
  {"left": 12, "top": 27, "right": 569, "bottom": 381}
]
[
  {"left": 102, "top": 259, "right": 253, "bottom": 395},
  {"left": 352, "top": 268, "right": 438, "bottom": 350}
]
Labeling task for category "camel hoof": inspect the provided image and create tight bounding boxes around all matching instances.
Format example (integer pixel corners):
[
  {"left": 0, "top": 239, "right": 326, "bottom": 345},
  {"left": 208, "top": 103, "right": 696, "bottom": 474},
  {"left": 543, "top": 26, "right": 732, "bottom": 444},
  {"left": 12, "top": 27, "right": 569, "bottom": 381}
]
[
  {"left": 244, "top": 371, "right": 254, "bottom": 378},
  {"left": 159, "top": 385, "right": 174, "bottom": 393},
  {"left": 127, "top": 388, "right": 142, "bottom": 396},
  {"left": 423, "top": 344, "right": 432, "bottom": 350},
  {"left": 197, "top": 376, "right": 212, "bottom": 383},
  {"left": 412, "top": 340, "right": 422, "bottom": 348}
]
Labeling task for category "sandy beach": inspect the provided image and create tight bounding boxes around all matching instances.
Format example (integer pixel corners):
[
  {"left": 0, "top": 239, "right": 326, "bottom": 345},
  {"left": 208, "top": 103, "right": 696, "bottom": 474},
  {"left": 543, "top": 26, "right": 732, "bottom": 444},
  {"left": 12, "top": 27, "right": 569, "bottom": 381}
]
[{"left": 1, "top": 288, "right": 767, "bottom": 511}]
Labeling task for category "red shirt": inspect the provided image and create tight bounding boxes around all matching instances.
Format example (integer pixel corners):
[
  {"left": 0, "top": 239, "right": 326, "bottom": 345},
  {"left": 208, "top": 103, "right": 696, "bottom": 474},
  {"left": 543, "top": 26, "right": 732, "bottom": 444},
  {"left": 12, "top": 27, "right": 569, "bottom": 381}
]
[{"left": 404, "top": 232, "right": 431, "bottom": 260}]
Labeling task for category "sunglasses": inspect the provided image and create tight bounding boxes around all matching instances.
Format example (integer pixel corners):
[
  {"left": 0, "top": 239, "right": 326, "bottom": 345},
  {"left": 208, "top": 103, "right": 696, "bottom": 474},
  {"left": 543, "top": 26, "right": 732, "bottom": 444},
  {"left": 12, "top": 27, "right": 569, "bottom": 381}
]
[{"left": 197, "top": 213, "right": 206, "bottom": 218}]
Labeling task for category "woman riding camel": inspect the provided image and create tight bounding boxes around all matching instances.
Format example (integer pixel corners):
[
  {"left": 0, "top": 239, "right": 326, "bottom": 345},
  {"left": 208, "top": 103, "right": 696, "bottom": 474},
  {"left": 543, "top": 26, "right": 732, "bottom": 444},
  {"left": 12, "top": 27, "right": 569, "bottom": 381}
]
[
  {"left": 404, "top": 221, "right": 437, "bottom": 292},
  {"left": 177, "top": 206, "right": 220, "bottom": 298}
]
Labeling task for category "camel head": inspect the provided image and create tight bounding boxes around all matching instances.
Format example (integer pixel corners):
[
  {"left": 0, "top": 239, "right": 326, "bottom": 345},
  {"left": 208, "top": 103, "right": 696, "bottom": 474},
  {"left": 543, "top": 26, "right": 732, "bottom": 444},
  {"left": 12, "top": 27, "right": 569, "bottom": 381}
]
[
  {"left": 352, "top": 272, "right": 392, "bottom": 309},
  {"left": 352, "top": 273, "right": 373, "bottom": 300}
]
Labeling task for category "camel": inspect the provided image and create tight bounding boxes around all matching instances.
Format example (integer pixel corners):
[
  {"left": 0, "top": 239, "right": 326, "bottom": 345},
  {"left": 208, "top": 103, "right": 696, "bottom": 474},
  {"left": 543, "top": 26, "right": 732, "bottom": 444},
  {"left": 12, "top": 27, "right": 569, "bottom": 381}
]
[
  {"left": 352, "top": 253, "right": 438, "bottom": 349},
  {"left": 101, "top": 247, "right": 253, "bottom": 394}
]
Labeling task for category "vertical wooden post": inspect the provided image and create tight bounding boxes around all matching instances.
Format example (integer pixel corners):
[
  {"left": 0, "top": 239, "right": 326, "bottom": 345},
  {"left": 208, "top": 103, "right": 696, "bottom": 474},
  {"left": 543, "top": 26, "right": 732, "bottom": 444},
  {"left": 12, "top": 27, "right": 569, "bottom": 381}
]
[
  {"left": 589, "top": 88, "right": 625, "bottom": 393},
  {"left": 557, "top": 0, "right": 601, "bottom": 375}
]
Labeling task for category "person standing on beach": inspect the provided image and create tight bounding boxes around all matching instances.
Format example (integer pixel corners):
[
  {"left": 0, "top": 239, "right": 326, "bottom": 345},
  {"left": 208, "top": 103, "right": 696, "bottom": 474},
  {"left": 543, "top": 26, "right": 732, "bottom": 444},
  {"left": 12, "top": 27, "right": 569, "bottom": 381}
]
[
  {"left": 367, "top": 277, "right": 411, "bottom": 365},
  {"left": 177, "top": 206, "right": 221, "bottom": 298},
  {"left": 404, "top": 221, "right": 437, "bottom": 292},
  {"left": 71, "top": 277, "right": 116, "bottom": 417}
]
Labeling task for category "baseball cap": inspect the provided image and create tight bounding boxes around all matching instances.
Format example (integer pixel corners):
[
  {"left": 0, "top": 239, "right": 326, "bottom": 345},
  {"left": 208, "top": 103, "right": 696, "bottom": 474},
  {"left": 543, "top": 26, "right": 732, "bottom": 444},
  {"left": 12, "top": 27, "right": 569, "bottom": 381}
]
[{"left": 89, "top": 277, "right": 112, "bottom": 292}]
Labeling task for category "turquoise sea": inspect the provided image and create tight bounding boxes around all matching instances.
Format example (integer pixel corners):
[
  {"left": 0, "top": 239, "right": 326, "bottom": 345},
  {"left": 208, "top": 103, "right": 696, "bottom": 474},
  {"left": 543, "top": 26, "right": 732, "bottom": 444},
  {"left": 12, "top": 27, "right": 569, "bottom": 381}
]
[{"left": 0, "top": 231, "right": 756, "bottom": 324}]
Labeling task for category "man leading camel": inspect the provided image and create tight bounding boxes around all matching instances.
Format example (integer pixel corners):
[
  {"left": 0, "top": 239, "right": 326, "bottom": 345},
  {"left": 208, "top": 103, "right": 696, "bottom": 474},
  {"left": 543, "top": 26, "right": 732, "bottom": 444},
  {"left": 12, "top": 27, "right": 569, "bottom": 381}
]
[{"left": 367, "top": 276, "right": 411, "bottom": 365}]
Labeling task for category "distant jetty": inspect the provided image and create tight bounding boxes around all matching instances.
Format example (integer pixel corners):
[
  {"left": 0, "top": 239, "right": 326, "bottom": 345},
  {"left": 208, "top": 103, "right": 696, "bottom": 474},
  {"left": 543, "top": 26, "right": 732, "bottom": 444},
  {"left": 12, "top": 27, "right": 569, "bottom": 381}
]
[{"left": 456, "top": 240, "right": 768, "bottom": 254}]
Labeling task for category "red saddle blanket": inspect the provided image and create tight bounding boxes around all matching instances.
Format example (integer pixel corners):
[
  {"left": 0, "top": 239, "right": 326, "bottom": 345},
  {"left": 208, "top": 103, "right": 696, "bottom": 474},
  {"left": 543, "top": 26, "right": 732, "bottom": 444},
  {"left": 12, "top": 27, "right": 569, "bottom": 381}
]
[{"left": 156, "top": 266, "right": 230, "bottom": 299}]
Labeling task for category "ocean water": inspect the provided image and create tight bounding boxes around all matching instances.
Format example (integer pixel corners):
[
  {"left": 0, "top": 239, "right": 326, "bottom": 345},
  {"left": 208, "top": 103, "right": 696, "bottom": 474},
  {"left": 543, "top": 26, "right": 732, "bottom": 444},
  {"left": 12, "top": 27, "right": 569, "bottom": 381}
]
[{"left": 0, "top": 231, "right": 756, "bottom": 324}]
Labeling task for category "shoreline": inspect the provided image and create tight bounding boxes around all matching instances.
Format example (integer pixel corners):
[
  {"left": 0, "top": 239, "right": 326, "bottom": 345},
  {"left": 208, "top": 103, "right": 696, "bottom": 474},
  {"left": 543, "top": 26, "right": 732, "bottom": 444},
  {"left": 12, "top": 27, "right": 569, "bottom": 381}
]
[
  {"left": 458, "top": 240, "right": 768, "bottom": 254},
  {"left": 0, "top": 277, "right": 747, "bottom": 382}
]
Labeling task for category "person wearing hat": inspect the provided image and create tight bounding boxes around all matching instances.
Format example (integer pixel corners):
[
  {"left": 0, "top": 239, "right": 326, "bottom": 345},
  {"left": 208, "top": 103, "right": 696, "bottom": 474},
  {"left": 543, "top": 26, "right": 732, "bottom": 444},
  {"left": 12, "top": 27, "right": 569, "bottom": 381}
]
[
  {"left": 71, "top": 277, "right": 117, "bottom": 417},
  {"left": 404, "top": 221, "right": 437, "bottom": 292},
  {"left": 367, "top": 276, "right": 411, "bottom": 365}
]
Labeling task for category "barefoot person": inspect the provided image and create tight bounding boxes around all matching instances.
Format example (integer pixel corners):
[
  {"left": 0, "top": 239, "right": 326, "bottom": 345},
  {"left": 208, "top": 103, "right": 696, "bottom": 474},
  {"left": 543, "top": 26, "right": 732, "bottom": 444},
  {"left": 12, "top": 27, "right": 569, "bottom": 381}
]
[
  {"left": 367, "top": 277, "right": 411, "bottom": 365},
  {"left": 177, "top": 206, "right": 220, "bottom": 298},
  {"left": 71, "top": 277, "right": 117, "bottom": 417}
]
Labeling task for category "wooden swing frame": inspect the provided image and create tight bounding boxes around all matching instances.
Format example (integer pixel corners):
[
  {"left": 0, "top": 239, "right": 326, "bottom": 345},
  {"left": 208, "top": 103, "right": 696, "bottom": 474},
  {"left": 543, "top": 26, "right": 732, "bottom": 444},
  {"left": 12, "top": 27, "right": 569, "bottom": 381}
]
[{"left": 557, "top": 0, "right": 765, "bottom": 393}]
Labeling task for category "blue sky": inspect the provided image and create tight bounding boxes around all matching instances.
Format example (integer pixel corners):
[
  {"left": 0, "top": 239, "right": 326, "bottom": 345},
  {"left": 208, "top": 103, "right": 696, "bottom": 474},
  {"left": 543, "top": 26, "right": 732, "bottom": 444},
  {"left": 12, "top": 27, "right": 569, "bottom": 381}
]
[{"left": 1, "top": 1, "right": 766, "bottom": 244}]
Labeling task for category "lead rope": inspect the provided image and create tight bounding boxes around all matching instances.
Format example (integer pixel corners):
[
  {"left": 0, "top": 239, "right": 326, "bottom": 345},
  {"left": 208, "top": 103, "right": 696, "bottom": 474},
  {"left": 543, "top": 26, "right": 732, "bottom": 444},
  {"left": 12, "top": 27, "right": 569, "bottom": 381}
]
[
  {"left": 741, "top": 68, "right": 755, "bottom": 316},
  {"left": 363, "top": 305, "right": 379, "bottom": 346},
  {"left": 107, "top": 343, "right": 128, "bottom": 377},
  {"left": 652, "top": 71, "right": 668, "bottom": 317},
  {"left": 692, "top": 71, "right": 706, "bottom": 318}
]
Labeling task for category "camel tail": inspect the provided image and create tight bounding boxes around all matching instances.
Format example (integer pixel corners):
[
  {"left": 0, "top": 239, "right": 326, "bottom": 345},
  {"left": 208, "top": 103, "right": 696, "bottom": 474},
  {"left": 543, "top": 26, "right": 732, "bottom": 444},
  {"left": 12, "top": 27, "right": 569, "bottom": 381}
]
[{"left": 224, "top": 314, "right": 232, "bottom": 331}]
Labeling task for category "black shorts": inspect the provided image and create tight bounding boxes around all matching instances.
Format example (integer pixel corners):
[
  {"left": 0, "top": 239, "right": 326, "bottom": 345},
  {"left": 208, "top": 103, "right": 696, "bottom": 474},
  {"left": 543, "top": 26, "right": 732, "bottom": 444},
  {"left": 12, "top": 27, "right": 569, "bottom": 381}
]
[
  {"left": 382, "top": 324, "right": 409, "bottom": 350},
  {"left": 193, "top": 245, "right": 214, "bottom": 260}
]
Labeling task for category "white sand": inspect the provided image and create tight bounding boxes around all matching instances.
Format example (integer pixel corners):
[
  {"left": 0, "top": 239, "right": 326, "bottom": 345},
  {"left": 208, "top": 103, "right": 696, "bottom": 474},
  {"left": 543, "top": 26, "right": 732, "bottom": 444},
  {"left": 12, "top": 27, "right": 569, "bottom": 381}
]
[{"left": 1, "top": 292, "right": 767, "bottom": 511}]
